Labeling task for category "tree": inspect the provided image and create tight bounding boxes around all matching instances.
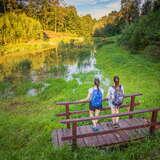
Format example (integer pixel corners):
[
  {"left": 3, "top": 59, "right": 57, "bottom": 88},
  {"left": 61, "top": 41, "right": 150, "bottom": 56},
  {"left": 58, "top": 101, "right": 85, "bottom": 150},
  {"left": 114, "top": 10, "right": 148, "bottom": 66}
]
[
  {"left": 121, "top": 0, "right": 141, "bottom": 24},
  {"left": 141, "top": 0, "right": 152, "bottom": 15},
  {"left": 1, "top": 0, "right": 18, "bottom": 12},
  {"left": 93, "top": 11, "right": 124, "bottom": 36},
  {"left": 153, "top": 0, "right": 160, "bottom": 12},
  {"left": 0, "top": 13, "right": 43, "bottom": 44},
  {"left": 80, "top": 14, "right": 94, "bottom": 36}
]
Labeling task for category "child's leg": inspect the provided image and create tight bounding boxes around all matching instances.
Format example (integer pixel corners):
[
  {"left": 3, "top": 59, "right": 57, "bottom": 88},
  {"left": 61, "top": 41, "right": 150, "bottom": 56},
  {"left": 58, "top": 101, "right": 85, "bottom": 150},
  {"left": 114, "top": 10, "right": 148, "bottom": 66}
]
[
  {"left": 95, "top": 109, "right": 100, "bottom": 125},
  {"left": 89, "top": 110, "right": 96, "bottom": 127},
  {"left": 111, "top": 107, "right": 117, "bottom": 124},
  {"left": 115, "top": 107, "right": 119, "bottom": 123}
]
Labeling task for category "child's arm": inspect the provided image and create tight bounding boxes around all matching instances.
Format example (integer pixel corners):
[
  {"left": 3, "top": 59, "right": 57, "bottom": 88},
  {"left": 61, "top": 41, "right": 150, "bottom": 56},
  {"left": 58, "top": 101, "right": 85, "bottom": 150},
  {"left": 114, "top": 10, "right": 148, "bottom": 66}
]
[
  {"left": 79, "top": 88, "right": 92, "bottom": 102},
  {"left": 79, "top": 92, "right": 90, "bottom": 102},
  {"left": 121, "top": 85, "right": 124, "bottom": 95}
]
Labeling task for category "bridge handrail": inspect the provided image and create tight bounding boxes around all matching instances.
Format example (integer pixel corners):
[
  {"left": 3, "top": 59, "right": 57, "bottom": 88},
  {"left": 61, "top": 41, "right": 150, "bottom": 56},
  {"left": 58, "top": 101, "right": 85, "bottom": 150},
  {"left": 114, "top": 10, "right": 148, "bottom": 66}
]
[
  {"left": 61, "top": 107, "right": 160, "bottom": 124},
  {"left": 56, "top": 93, "right": 142, "bottom": 106}
]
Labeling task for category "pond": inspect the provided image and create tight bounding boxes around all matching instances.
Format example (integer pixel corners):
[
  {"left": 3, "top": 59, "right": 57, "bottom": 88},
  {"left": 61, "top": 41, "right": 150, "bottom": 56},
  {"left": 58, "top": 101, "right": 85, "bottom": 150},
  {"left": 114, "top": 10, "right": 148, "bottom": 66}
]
[{"left": 0, "top": 41, "right": 110, "bottom": 97}]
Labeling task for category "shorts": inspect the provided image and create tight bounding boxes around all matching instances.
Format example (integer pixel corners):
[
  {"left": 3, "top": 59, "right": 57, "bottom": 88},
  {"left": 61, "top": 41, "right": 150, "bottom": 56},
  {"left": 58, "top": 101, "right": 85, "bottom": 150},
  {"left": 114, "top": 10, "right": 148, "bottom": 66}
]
[
  {"left": 108, "top": 100, "right": 117, "bottom": 109},
  {"left": 89, "top": 102, "right": 102, "bottom": 111}
]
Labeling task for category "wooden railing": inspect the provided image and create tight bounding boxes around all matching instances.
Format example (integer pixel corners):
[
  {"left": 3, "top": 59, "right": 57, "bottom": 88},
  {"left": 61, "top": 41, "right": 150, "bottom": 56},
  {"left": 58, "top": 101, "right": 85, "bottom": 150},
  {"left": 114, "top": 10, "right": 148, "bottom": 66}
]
[
  {"left": 60, "top": 108, "right": 160, "bottom": 147},
  {"left": 56, "top": 93, "right": 142, "bottom": 128}
]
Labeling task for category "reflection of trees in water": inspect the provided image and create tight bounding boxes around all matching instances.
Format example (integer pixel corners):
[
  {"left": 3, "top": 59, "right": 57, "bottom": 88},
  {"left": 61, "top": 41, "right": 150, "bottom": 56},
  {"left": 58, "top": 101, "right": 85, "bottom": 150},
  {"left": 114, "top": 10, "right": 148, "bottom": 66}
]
[
  {"left": 0, "top": 48, "right": 55, "bottom": 81},
  {"left": 0, "top": 41, "right": 93, "bottom": 82},
  {"left": 77, "top": 48, "right": 96, "bottom": 72}
]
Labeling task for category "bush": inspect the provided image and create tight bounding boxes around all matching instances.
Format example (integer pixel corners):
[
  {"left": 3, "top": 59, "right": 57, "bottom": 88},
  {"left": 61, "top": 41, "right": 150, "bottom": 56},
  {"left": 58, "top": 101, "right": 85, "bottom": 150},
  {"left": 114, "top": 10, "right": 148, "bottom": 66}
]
[
  {"left": 103, "top": 24, "right": 121, "bottom": 36},
  {"left": 144, "top": 45, "right": 160, "bottom": 59},
  {"left": 118, "top": 11, "right": 160, "bottom": 57},
  {"left": 16, "top": 59, "right": 32, "bottom": 72}
]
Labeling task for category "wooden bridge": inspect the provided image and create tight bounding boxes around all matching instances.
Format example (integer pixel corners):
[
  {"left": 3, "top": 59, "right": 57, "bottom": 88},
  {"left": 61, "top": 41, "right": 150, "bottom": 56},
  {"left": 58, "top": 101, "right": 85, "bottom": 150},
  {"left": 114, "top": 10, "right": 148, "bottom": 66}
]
[{"left": 52, "top": 93, "right": 160, "bottom": 148}]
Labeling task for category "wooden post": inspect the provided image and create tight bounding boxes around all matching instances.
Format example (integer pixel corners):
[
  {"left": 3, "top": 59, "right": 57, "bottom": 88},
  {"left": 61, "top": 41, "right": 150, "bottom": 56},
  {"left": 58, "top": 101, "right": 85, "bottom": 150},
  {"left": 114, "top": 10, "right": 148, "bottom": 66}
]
[
  {"left": 72, "top": 122, "right": 77, "bottom": 148},
  {"left": 150, "top": 110, "right": 158, "bottom": 134},
  {"left": 66, "top": 103, "right": 70, "bottom": 128},
  {"left": 129, "top": 96, "right": 135, "bottom": 119}
]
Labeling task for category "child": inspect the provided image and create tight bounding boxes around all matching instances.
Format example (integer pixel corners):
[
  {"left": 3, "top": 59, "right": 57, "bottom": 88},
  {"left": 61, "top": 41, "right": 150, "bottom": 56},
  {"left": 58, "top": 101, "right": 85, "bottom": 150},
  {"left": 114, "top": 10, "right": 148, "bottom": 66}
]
[
  {"left": 80, "top": 78, "right": 104, "bottom": 131},
  {"left": 107, "top": 76, "right": 124, "bottom": 128}
]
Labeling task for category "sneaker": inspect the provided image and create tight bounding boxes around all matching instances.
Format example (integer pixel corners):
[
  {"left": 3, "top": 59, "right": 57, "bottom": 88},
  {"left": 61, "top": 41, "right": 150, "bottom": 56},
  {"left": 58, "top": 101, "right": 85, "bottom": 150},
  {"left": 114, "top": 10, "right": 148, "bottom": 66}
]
[
  {"left": 113, "top": 123, "right": 118, "bottom": 128},
  {"left": 114, "top": 123, "right": 120, "bottom": 128},
  {"left": 91, "top": 126, "right": 99, "bottom": 132},
  {"left": 96, "top": 125, "right": 102, "bottom": 130}
]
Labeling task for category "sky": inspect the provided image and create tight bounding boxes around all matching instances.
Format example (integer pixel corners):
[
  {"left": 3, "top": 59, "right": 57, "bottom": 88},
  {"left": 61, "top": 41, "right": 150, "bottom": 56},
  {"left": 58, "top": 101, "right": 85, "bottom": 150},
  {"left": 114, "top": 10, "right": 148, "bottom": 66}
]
[{"left": 65, "top": 0, "right": 121, "bottom": 19}]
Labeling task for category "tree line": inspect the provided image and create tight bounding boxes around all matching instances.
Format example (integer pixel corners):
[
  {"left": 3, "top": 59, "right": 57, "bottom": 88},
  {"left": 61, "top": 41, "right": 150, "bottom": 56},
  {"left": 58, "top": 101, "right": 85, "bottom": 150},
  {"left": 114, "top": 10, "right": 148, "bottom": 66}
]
[
  {"left": 119, "top": 0, "right": 160, "bottom": 58},
  {"left": 93, "top": 0, "right": 160, "bottom": 58},
  {"left": 0, "top": 0, "right": 160, "bottom": 59},
  {"left": 0, "top": 0, "right": 95, "bottom": 44},
  {"left": 94, "top": 0, "right": 160, "bottom": 36}
]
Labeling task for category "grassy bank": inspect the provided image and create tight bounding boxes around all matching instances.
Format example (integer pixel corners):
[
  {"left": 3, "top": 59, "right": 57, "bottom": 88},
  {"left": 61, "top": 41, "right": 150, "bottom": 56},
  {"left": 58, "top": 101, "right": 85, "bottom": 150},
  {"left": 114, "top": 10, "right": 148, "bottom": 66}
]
[
  {"left": 0, "top": 32, "right": 83, "bottom": 56},
  {"left": 0, "top": 38, "right": 160, "bottom": 160}
]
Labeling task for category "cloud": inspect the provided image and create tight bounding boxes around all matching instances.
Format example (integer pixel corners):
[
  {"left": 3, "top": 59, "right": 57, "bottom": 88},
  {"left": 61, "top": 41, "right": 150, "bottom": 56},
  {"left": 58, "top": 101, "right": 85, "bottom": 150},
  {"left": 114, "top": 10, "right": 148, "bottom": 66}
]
[{"left": 65, "top": 0, "right": 121, "bottom": 19}]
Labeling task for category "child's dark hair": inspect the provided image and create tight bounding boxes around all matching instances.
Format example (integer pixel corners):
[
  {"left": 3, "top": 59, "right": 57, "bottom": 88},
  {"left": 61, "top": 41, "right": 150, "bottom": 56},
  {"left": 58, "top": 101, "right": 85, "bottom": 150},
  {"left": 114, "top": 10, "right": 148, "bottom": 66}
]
[
  {"left": 94, "top": 78, "right": 100, "bottom": 90},
  {"left": 113, "top": 75, "right": 119, "bottom": 82}
]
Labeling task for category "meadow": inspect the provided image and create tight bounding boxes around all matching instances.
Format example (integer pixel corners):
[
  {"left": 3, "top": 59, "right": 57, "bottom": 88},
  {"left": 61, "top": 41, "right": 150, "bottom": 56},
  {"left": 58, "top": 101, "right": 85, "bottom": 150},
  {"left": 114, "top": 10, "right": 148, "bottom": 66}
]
[{"left": 0, "top": 37, "right": 160, "bottom": 160}]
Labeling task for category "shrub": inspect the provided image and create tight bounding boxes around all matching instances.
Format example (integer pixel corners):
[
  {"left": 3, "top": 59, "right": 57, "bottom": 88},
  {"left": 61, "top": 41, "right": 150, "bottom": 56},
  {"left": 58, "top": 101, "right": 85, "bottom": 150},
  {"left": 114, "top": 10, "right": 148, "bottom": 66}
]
[{"left": 118, "top": 11, "right": 160, "bottom": 57}]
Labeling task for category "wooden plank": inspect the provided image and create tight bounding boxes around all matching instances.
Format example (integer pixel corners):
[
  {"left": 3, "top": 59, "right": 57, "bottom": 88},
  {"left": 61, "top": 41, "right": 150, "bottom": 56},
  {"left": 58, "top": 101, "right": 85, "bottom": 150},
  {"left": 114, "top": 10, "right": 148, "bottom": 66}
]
[
  {"left": 116, "top": 120, "right": 130, "bottom": 143},
  {"left": 94, "top": 123, "right": 110, "bottom": 146},
  {"left": 61, "top": 128, "right": 72, "bottom": 145},
  {"left": 126, "top": 118, "right": 144, "bottom": 139},
  {"left": 52, "top": 130, "right": 59, "bottom": 146},
  {"left": 83, "top": 125, "right": 98, "bottom": 147},
  {"left": 118, "top": 119, "right": 130, "bottom": 141},
  {"left": 126, "top": 118, "right": 140, "bottom": 139},
  {"left": 52, "top": 118, "right": 155, "bottom": 148},
  {"left": 56, "top": 129, "right": 63, "bottom": 146},
  {"left": 77, "top": 126, "right": 86, "bottom": 147},
  {"left": 95, "top": 133, "right": 107, "bottom": 147},
  {"left": 78, "top": 125, "right": 94, "bottom": 147},
  {"left": 103, "top": 122, "right": 120, "bottom": 144},
  {"left": 80, "top": 126, "right": 89, "bottom": 146},
  {"left": 133, "top": 118, "right": 149, "bottom": 136},
  {"left": 99, "top": 122, "right": 114, "bottom": 145},
  {"left": 84, "top": 125, "right": 100, "bottom": 147},
  {"left": 122, "top": 119, "right": 135, "bottom": 139},
  {"left": 135, "top": 118, "right": 149, "bottom": 136},
  {"left": 62, "top": 122, "right": 151, "bottom": 141},
  {"left": 109, "top": 123, "right": 125, "bottom": 144},
  {"left": 130, "top": 118, "right": 145, "bottom": 137},
  {"left": 103, "top": 121, "right": 130, "bottom": 146}
]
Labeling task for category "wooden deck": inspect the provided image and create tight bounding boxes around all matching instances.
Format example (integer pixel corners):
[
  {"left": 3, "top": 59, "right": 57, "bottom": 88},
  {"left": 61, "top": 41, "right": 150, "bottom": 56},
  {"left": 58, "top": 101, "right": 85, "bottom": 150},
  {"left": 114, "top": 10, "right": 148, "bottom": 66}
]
[{"left": 52, "top": 118, "right": 151, "bottom": 148}]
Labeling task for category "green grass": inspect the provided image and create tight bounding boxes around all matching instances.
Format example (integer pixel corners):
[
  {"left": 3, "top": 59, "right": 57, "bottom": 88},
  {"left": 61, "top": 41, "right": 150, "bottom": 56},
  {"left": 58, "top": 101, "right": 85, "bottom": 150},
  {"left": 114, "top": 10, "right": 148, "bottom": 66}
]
[{"left": 0, "top": 38, "right": 160, "bottom": 160}]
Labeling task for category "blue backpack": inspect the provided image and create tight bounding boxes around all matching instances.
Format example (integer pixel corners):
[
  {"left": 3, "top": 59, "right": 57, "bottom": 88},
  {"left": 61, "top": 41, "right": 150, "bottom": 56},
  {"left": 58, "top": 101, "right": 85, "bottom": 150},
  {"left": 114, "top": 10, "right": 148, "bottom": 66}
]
[
  {"left": 112, "top": 85, "right": 124, "bottom": 106},
  {"left": 90, "top": 89, "right": 102, "bottom": 107}
]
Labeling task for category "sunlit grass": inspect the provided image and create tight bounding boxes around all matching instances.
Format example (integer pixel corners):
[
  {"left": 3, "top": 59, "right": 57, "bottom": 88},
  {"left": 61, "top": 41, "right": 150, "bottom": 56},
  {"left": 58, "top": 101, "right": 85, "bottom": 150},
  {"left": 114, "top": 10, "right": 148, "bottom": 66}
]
[{"left": 0, "top": 33, "right": 83, "bottom": 57}]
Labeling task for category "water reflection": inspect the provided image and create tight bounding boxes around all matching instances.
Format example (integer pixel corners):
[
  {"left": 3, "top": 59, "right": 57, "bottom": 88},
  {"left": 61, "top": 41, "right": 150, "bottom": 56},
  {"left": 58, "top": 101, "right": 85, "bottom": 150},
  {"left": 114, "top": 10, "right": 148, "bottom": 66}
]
[
  {"left": 65, "top": 50, "right": 97, "bottom": 81},
  {"left": 0, "top": 42, "right": 110, "bottom": 88}
]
